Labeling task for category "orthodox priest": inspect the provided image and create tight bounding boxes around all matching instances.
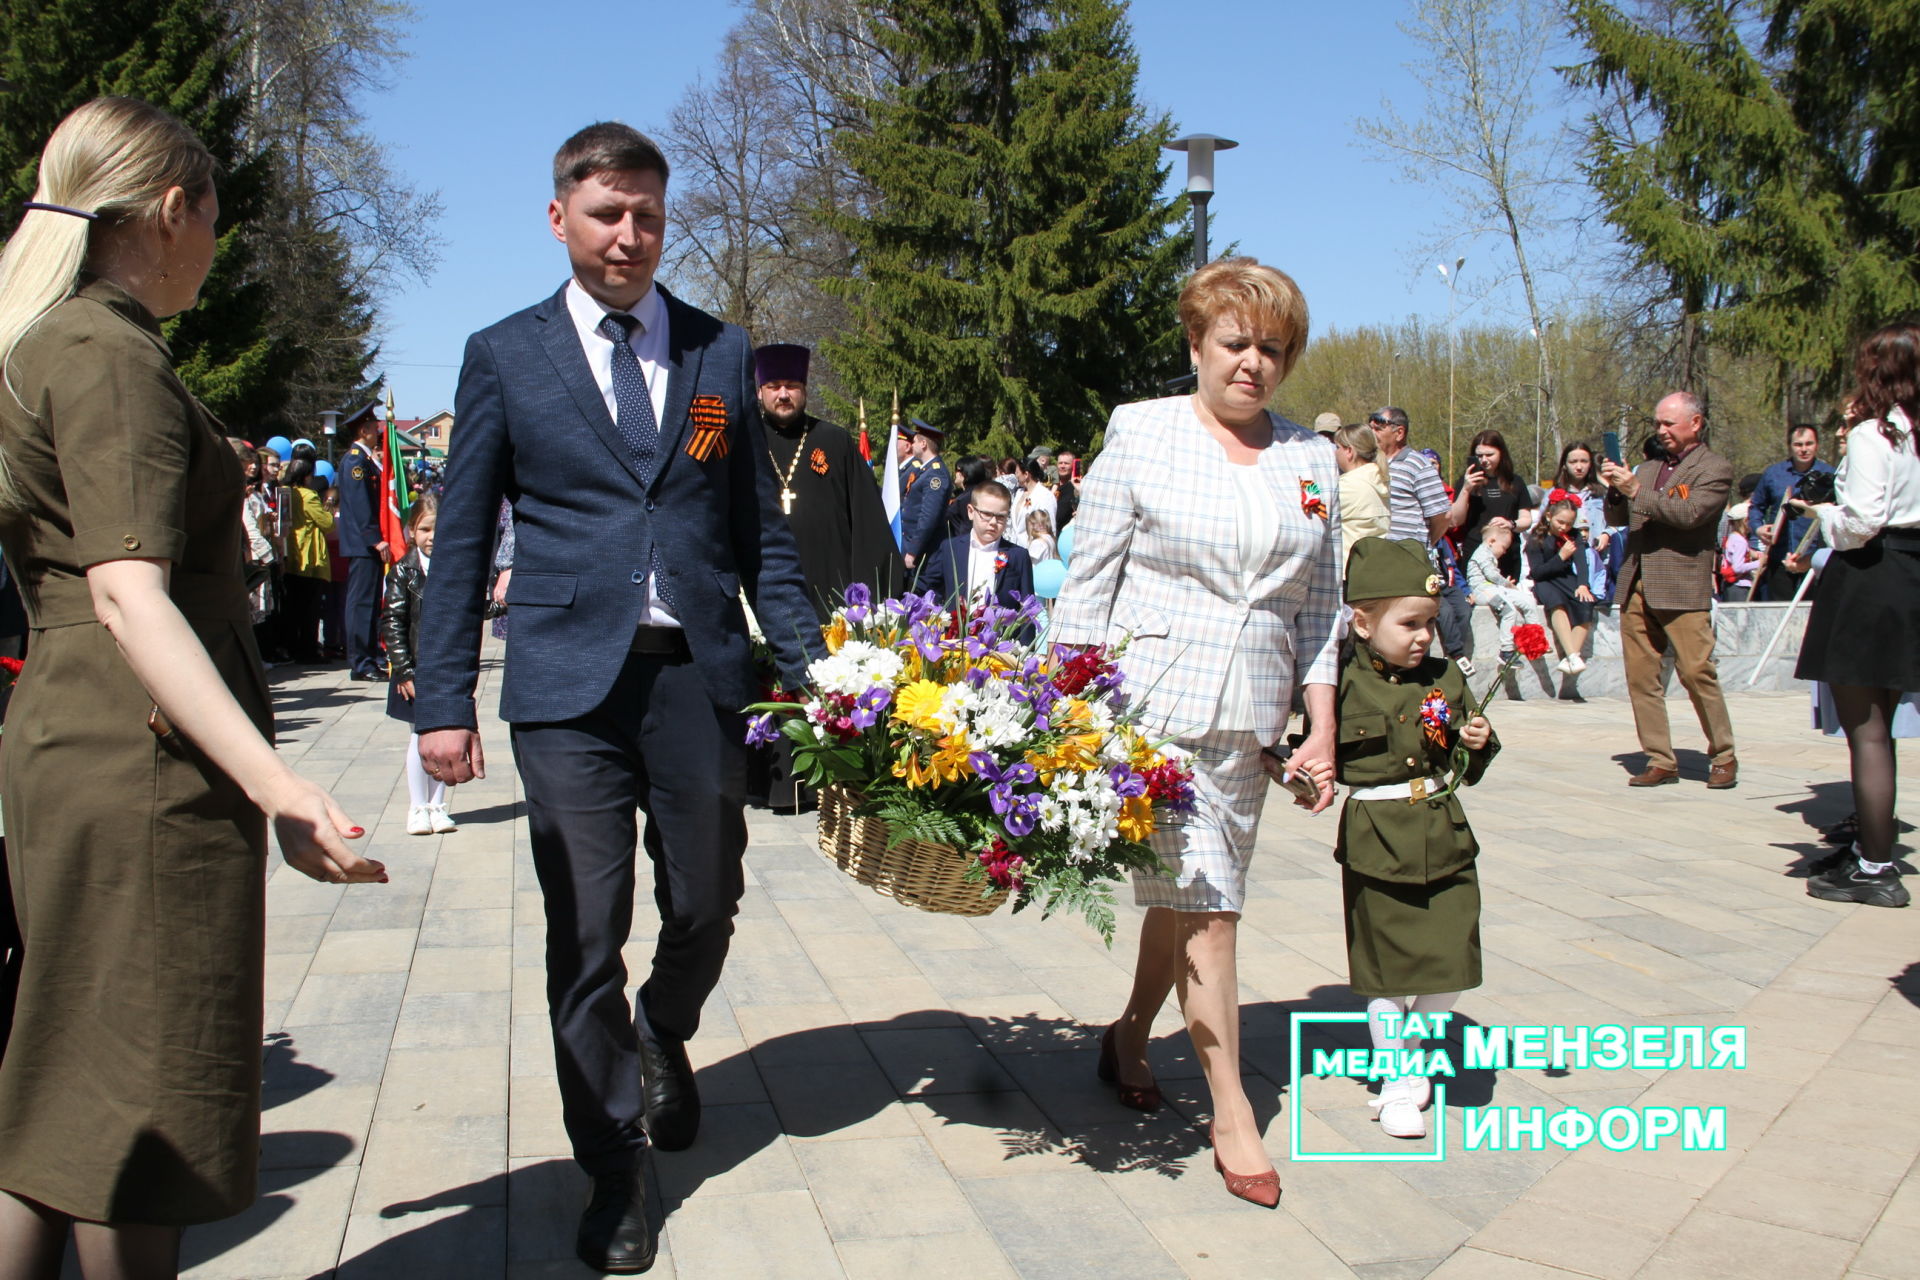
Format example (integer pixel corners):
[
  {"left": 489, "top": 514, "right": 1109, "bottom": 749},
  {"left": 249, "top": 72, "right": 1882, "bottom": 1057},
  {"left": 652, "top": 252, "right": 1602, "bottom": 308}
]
[{"left": 748, "top": 343, "right": 903, "bottom": 809}]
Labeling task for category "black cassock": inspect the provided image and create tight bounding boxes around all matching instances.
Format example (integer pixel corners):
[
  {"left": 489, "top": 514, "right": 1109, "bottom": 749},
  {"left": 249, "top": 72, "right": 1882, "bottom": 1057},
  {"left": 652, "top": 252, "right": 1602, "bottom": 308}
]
[{"left": 750, "top": 413, "right": 903, "bottom": 809}]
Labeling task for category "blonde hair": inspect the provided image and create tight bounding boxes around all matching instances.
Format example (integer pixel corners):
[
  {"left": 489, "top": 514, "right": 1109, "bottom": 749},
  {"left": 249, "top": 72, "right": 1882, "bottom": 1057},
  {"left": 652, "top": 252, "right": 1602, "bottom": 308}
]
[
  {"left": 1332, "top": 422, "right": 1379, "bottom": 462},
  {"left": 1177, "top": 257, "right": 1310, "bottom": 378},
  {"left": 1025, "top": 508, "right": 1053, "bottom": 538},
  {"left": 0, "top": 99, "right": 216, "bottom": 421}
]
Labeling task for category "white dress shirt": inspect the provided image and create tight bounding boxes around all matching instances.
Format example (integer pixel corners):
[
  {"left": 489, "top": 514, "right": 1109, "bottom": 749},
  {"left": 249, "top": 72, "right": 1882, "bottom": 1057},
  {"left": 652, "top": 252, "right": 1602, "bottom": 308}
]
[
  {"left": 966, "top": 534, "right": 1002, "bottom": 605},
  {"left": 563, "top": 277, "right": 678, "bottom": 626},
  {"left": 1817, "top": 407, "right": 1920, "bottom": 550}
]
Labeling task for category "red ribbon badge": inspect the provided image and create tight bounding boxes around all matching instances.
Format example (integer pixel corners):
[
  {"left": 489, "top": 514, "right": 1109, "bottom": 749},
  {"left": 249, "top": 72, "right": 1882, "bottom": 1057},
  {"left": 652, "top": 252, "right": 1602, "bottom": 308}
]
[{"left": 1300, "top": 477, "right": 1328, "bottom": 521}]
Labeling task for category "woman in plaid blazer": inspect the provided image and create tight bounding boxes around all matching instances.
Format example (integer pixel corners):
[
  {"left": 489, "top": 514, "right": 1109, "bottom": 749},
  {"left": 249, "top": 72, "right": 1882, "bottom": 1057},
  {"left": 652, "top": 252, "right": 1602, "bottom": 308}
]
[{"left": 1052, "top": 258, "right": 1343, "bottom": 1203}]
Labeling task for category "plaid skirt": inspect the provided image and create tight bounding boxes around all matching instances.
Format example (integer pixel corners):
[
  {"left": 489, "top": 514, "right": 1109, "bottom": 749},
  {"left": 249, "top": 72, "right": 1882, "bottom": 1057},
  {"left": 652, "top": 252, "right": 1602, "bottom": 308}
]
[{"left": 1132, "top": 731, "right": 1268, "bottom": 913}]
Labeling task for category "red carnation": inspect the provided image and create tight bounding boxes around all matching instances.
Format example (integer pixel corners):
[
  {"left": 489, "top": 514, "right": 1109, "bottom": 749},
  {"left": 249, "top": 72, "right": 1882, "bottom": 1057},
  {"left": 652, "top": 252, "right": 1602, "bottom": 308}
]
[
  {"left": 1051, "top": 646, "right": 1113, "bottom": 696},
  {"left": 1511, "top": 624, "right": 1551, "bottom": 662},
  {"left": 0, "top": 657, "right": 22, "bottom": 678}
]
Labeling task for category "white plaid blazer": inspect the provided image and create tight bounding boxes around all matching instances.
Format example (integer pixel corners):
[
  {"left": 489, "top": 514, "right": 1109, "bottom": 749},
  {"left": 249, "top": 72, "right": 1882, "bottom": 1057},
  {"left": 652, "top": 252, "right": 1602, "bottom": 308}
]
[{"left": 1051, "top": 397, "right": 1344, "bottom": 745}]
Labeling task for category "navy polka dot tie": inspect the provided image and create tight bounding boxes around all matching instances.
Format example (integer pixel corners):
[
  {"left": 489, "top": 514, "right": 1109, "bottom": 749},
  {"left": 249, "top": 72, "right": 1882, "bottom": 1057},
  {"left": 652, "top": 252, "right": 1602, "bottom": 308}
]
[{"left": 598, "top": 312, "right": 674, "bottom": 610}]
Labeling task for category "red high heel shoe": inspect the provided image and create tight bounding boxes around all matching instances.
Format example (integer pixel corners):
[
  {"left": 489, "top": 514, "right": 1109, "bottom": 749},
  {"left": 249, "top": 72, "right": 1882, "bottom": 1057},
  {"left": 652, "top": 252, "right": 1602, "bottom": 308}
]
[
  {"left": 1096, "top": 1024, "right": 1163, "bottom": 1112},
  {"left": 1209, "top": 1123, "right": 1280, "bottom": 1208}
]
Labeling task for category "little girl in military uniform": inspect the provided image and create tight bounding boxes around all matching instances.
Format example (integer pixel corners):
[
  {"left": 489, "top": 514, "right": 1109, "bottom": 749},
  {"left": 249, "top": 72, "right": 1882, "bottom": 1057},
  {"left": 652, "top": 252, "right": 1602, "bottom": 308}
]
[{"left": 1336, "top": 537, "right": 1499, "bottom": 1139}]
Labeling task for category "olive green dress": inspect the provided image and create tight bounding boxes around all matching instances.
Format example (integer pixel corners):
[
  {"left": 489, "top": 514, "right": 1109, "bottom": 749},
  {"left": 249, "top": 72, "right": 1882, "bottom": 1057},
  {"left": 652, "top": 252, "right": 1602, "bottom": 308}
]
[
  {"left": 1334, "top": 644, "right": 1498, "bottom": 998},
  {"left": 0, "top": 279, "right": 272, "bottom": 1224}
]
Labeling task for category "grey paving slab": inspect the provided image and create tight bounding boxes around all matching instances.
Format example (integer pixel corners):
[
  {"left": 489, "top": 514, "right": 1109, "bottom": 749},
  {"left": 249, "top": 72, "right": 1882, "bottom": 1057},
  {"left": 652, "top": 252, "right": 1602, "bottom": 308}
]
[{"left": 173, "top": 659, "right": 1920, "bottom": 1279}]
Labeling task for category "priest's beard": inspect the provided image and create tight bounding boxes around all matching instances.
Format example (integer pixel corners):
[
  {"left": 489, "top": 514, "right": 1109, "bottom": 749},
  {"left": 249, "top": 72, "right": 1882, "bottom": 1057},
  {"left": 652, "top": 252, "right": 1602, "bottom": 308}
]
[{"left": 764, "top": 406, "right": 808, "bottom": 437}]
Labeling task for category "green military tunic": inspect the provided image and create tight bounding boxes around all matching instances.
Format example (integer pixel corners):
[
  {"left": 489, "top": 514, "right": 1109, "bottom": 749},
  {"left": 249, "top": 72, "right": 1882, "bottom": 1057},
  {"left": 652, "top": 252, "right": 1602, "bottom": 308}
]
[
  {"left": 0, "top": 278, "right": 272, "bottom": 1224},
  {"left": 1334, "top": 642, "right": 1498, "bottom": 998}
]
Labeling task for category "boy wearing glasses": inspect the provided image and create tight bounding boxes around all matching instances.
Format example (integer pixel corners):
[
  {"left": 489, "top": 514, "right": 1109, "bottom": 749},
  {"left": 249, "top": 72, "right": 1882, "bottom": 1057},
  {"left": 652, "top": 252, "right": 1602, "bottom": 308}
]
[{"left": 912, "top": 480, "right": 1036, "bottom": 618}]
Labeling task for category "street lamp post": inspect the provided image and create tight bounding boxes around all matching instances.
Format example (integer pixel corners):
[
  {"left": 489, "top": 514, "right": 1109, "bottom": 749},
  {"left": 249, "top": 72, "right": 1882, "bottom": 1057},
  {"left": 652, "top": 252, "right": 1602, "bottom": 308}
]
[
  {"left": 1436, "top": 257, "right": 1466, "bottom": 479},
  {"left": 1164, "top": 133, "right": 1238, "bottom": 272},
  {"left": 1388, "top": 349, "right": 1403, "bottom": 407}
]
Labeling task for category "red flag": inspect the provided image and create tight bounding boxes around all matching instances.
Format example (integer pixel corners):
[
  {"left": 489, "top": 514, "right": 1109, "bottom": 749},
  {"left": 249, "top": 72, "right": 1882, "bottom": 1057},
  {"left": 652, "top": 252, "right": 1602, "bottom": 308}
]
[{"left": 858, "top": 428, "right": 871, "bottom": 462}]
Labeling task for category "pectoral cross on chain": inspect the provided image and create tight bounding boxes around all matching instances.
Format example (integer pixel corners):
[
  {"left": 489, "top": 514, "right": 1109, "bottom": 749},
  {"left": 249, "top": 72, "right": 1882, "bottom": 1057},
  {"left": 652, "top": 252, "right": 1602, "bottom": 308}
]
[{"left": 780, "top": 487, "right": 796, "bottom": 514}]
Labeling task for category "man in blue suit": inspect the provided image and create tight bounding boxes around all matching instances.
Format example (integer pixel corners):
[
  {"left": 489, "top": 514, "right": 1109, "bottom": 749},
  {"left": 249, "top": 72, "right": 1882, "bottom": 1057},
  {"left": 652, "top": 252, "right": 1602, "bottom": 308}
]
[
  {"left": 414, "top": 123, "right": 819, "bottom": 1275},
  {"left": 337, "top": 415, "right": 389, "bottom": 680},
  {"left": 912, "top": 480, "right": 1036, "bottom": 619}
]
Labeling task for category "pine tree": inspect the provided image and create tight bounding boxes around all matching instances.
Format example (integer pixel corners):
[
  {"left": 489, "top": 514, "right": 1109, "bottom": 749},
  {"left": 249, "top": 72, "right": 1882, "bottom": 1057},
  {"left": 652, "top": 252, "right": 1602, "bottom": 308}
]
[
  {"left": 822, "top": 0, "right": 1188, "bottom": 457},
  {"left": 0, "top": 0, "right": 291, "bottom": 428},
  {"left": 1569, "top": 0, "right": 1920, "bottom": 409}
]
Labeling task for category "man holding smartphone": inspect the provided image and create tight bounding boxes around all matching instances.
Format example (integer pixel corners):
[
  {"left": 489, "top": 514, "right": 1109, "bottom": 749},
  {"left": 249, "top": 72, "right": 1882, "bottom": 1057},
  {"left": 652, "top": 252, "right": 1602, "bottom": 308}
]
[{"left": 1600, "top": 392, "right": 1738, "bottom": 789}]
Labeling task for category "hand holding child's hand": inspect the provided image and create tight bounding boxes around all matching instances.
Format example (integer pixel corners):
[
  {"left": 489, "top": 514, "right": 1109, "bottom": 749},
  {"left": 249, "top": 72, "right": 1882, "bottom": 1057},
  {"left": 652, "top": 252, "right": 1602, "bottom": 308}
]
[{"left": 1460, "top": 715, "right": 1491, "bottom": 751}]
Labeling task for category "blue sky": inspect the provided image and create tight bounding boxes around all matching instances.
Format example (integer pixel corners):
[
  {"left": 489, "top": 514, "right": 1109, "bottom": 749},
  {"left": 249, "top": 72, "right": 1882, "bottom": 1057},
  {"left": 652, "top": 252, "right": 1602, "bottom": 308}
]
[{"left": 359, "top": 2, "right": 1586, "bottom": 419}]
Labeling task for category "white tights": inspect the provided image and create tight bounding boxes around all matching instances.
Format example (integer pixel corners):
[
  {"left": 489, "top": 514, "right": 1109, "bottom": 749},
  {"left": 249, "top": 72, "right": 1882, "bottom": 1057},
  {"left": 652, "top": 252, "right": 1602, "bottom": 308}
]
[
  {"left": 1366, "top": 992, "right": 1461, "bottom": 1053},
  {"left": 405, "top": 733, "right": 447, "bottom": 809}
]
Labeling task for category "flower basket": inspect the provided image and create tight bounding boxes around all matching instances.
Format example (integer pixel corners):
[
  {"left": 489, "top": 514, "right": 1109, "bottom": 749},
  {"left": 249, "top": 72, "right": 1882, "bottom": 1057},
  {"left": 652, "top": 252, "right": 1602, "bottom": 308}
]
[
  {"left": 816, "top": 785, "right": 1008, "bottom": 917},
  {"left": 744, "top": 584, "right": 1195, "bottom": 942}
]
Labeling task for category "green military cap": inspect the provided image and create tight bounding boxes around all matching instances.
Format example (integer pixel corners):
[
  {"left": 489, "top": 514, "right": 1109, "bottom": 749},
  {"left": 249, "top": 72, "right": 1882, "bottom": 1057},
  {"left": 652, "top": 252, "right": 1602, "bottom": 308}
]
[{"left": 1345, "top": 537, "right": 1442, "bottom": 603}]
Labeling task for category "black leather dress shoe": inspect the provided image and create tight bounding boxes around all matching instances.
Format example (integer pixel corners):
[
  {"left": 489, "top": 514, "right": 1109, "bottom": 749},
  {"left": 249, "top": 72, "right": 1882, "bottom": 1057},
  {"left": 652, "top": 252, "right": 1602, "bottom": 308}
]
[
  {"left": 576, "top": 1164, "right": 656, "bottom": 1274},
  {"left": 638, "top": 1031, "right": 700, "bottom": 1152}
]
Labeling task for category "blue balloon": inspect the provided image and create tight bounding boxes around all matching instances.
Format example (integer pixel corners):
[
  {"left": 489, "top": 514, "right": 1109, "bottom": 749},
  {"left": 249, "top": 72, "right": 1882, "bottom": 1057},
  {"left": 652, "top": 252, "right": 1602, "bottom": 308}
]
[
  {"left": 313, "top": 460, "right": 336, "bottom": 483},
  {"left": 265, "top": 435, "right": 292, "bottom": 461},
  {"left": 1056, "top": 522, "right": 1074, "bottom": 564},
  {"left": 1033, "top": 558, "right": 1067, "bottom": 600},
  {"left": 293, "top": 438, "right": 316, "bottom": 453}
]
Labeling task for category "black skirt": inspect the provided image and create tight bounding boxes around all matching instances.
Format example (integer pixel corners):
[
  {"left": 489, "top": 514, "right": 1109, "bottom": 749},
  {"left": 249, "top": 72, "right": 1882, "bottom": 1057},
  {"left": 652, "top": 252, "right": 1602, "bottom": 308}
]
[
  {"left": 386, "top": 678, "right": 416, "bottom": 724},
  {"left": 1796, "top": 529, "right": 1920, "bottom": 691}
]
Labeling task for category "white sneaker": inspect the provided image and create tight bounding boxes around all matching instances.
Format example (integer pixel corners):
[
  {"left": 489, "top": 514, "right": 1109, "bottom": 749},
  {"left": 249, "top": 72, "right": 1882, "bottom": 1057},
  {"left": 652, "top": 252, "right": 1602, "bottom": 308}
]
[
  {"left": 406, "top": 806, "right": 432, "bottom": 836},
  {"left": 1554, "top": 656, "right": 1573, "bottom": 674},
  {"left": 1566, "top": 655, "right": 1588, "bottom": 674},
  {"left": 1372, "top": 1079, "right": 1429, "bottom": 1139},
  {"left": 1406, "top": 1073, "right": 1432, "bottom": 1110},
  {"left": 428, "top": 804, "right": 458, "bottom": 834}
]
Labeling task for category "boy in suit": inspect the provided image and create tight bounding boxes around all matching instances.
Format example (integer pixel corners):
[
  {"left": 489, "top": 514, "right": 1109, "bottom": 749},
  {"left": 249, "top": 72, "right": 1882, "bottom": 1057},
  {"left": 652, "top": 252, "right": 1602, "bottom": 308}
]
[{"left": 912, "top": 479, "right": 1035, "bottom": 617}]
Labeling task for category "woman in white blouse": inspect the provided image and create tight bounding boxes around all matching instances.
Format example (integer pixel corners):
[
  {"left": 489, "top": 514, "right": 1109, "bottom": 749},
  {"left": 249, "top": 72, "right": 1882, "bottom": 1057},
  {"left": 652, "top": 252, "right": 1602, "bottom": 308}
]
[
  {"left": 1791, "top": 322, "right": 1920, "bottom": 909},
  {"left": 1052, "top": 258, "right": 1344, "bottom": 1205},
  {"left": 1332, "top": 422, "right": 1390, "bottom": 572}
]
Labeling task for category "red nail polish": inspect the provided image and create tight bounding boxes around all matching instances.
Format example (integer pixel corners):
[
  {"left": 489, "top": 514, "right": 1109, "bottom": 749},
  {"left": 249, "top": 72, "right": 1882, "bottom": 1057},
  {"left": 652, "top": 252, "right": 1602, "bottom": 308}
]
[{"left": 349, "top": 826, "right": 365, "bottom": 836}]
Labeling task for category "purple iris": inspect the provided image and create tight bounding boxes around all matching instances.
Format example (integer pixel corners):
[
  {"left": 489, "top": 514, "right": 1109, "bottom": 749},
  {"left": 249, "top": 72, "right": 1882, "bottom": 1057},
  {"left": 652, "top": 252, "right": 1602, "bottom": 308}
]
[
  {"left": 965, "top": 666, "right": 992, "bottom": 688},
  {"left": 1002, "top": 794, "right": 1040, "bottom": 837},
  {"left": 842, "top": 582, "right": 871, "bottom": 624},
  {"left": 910, "top": 621, "right": 946, "bottom": 662},
  {"left": 849, "top": 686, "right": 892, "bottom": 728},
  {"left": 1108, "top": 765, "right": 1148, "bottom": 798},
  {"left": 745, "top": 713, "right": 781, "bottom": 747},
  {"left": 901, "top": 589, "right": 942, "bottom": 627},
  {"left": 970, "top": 754, "right": 1038, "bottom": 826}
]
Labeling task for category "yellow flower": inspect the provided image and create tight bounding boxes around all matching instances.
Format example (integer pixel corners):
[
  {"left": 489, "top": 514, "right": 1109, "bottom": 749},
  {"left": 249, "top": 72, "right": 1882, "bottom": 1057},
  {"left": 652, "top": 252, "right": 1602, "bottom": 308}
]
[
  {"left": 823, "top": 614, "right": 848, "bottom": 654},
  {"left": 891, "top": 731, "right": 974, "bottom": 790},
  {"left": 929, "top": 732, "right": 975, "bottom": 785},
  {"left": 1026, "top": 732, "right": 1104, "bottom": 781},
  {"left": 1118, "top": 795, "right": 1155, "bottom": 843},
  {"left": 893, "top": 680, "right": 948, "bottom": 733}
]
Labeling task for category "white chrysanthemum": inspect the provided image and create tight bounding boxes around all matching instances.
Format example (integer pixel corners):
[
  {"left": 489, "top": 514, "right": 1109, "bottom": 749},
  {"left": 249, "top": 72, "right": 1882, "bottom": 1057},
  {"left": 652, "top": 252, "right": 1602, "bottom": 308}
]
[{"left": 809, "top": 641, "right": 905, "bottom": 696}]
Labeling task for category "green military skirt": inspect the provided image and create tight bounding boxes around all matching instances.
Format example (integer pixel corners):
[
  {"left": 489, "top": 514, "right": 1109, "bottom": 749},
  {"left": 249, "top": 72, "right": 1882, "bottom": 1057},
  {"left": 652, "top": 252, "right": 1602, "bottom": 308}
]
[{"left": 1341, "top": 865, "right": 1482, "bottom": 998}]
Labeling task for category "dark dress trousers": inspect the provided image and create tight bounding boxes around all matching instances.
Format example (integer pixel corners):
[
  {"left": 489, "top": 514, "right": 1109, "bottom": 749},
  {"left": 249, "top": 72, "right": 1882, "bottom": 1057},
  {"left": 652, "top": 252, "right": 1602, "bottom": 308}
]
[
  {"left": 414, "top": 281, "right": 819, "bottom": 1175},
  {"left": 337, "top": 440, "right": 386, "bottom": 675}
]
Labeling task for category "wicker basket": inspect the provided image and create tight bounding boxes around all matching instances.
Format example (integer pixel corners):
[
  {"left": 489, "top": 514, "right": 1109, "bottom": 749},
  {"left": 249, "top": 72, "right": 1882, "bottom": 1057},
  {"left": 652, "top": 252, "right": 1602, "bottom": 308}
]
[{"left": 815, "top": 785, "right": 1009, "bottom": 917}]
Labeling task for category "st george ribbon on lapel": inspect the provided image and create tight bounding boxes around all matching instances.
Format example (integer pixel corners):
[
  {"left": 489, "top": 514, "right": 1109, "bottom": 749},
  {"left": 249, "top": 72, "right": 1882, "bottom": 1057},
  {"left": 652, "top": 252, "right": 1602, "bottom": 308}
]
[{"left": 598, "top": 311, "right": 676, "bottom": 610}]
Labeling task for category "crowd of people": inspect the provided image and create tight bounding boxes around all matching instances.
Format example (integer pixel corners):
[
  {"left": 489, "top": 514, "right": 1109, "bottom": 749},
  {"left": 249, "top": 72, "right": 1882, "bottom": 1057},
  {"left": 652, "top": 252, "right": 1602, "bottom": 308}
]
[{"left": 0, "top": 97, "right": 1913, "bottom": 1280}]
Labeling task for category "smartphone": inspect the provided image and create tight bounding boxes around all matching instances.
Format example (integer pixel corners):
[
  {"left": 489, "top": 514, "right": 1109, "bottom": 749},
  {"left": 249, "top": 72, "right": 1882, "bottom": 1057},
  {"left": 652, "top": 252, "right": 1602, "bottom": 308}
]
[
  {"left": 1261, "top": 747, "right": 1322, "bottom": 805},
  {"left": 1602, "top": 431, "right": 1624, "bottom": 466}
]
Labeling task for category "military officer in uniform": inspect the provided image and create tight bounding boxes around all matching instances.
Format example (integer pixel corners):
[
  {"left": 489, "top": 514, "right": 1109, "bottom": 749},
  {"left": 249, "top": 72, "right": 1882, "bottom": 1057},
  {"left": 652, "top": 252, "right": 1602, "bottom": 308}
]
[
  {"left": 339, "top": 414, "right": 390, "bottom": 680},
  {"left": 897, "top": 418, "right": 950, "bottom": 572}
]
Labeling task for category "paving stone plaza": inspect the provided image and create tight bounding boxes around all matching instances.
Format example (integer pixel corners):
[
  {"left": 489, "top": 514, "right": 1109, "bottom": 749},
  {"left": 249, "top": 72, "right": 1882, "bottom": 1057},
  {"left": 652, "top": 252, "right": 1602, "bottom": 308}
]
[{"left": 178, "top": 641, "right": 1920, "bottom": 1279}]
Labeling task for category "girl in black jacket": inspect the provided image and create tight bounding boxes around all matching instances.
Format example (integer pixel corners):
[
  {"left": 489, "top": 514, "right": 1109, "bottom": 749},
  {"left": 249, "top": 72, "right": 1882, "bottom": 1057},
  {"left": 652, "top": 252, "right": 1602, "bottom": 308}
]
[
  {"left": 384, "top": 492, "right": 456, "bottom": 834},
  {"left": 1526, "top": 493, "right": 1595, "bottom": 676}
]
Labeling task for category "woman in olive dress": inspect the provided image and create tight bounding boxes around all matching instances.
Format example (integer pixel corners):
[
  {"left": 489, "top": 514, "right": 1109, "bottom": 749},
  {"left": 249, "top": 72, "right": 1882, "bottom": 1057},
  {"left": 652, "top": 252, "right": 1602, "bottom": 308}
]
[{"left": 0, "top": 98, "right": 385, "bottom": 1279}]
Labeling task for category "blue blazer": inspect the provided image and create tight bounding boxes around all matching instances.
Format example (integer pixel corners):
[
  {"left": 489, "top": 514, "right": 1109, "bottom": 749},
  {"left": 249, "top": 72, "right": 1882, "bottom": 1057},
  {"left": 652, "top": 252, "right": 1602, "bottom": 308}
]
[
  {"left": 335, "top": 441, "right": 383, "bottom": 557},
  {"left": 913, "top": 533, "right": 1035, "bottom": 615},
  {"left": 414, "top": 282, "right": 820, "bottom": 730}
]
